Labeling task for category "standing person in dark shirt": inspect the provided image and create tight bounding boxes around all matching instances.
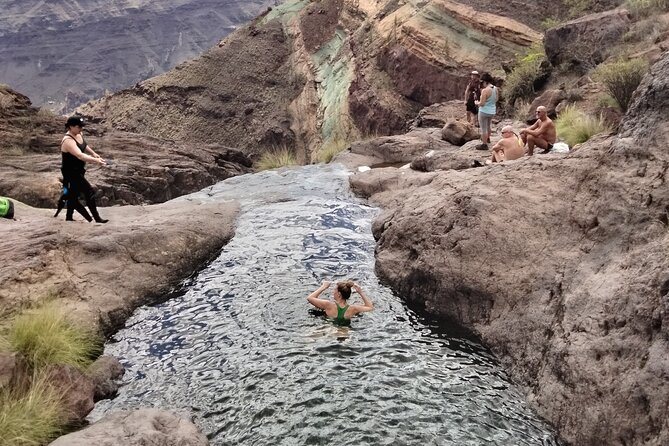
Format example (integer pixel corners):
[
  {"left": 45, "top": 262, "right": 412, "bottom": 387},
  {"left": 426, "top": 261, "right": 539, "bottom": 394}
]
[
  {"left": 60, "top": 116, "right": 108, "bottom": 223},
  {"left": 464, "top": 71, "right": 481, "bottom": 127}
]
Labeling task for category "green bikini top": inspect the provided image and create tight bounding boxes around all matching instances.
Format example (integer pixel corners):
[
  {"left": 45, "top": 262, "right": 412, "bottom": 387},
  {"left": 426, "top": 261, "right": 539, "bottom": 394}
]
[{"left": 335, "top": 304, "right": 350, "bottom": 325}]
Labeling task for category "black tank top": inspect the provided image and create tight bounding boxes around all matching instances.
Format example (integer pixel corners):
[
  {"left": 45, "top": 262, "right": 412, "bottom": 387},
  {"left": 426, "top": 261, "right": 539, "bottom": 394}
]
[{"left": 61, "top": 134, "right": 86, "bottom": 174}]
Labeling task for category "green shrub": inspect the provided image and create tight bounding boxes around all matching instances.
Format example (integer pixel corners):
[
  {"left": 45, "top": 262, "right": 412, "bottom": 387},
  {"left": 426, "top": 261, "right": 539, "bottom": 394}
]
[
  {"left": 256, "top": 147, "right": 299, "bottom": 171},
  {"left": 5, "top": 304, "right": 99, "bottom": 371},
  {"left": 597, "top": 93, "right": 620, "bottom": 110},
  {"left": 594, "top": 58, "right": 648, "bottom": 112},
  {"left": 556, "top": 105, "right": 611, "bottom": 146},
  {"left": 0, "top": 372, "right": 64, "bottom": 446},
  {"left": 503, "top": 43, "right": 547, "bottom": 109},
  {"left": 624, "top": 0, "right": 669, "bottom": 18},
  {"left": 565, "top": 0, "right": 593, "bottom": 17},
  {"left": 314, "top": 139, "right": 349, "bottom": 164},
  {"left": 623, "top": 16, "right": 669, "bottom": 43},
  {"left": 541, "top": 17, "right": 563, "bottom": 30}
]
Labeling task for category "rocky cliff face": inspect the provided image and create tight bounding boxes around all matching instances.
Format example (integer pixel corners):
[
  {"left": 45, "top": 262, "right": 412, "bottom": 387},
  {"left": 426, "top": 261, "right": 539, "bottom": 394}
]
[
  {"left": 351, "top": 51, "right": 669, "bottom": 446},
  {"left": 0, "top": 0, "right": 275, "bottom": 111},
  {"left": 0, "top": 85, "right": 253, "bottom": 208},
  {"left": 77, "top": 0, "right": 544, "bottom": 158}
]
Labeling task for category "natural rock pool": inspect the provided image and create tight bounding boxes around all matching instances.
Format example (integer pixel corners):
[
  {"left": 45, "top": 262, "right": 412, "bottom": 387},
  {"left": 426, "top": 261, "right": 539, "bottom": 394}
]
[{"left": 91, "top": 165, "right": 561, "bottom": 445}]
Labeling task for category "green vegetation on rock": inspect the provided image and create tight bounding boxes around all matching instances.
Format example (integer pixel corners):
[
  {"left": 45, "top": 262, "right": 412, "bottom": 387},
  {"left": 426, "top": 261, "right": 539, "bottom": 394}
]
[
  {"left": 0, "top": 372, "right": 64, "bottom": 446},
  {"left": 624, "top": 0, "right": 669, "bottom": 18},
  {"left": 555, "top": 105, "right": 611, "bottom": 147},
  {"left": 594, "top": 58, "right": 648, "bottom": 112},
  {"left": 256, "top": 147, "right": 299, "bottom": 171},
  {"left": 503, "top": 43, "right": 547, "bottom": 110},
  {"left": 314, "top": 139, "right": 349, "bottom": 164},
  {"left": 3, "top": 304, "right": 99, "bottom": 371}
]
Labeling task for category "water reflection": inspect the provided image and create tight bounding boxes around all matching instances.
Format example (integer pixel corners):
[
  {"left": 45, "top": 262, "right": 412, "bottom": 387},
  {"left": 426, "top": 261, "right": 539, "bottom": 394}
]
[{"left": 92, "top": 165, "right": 560, "bottom": 445}]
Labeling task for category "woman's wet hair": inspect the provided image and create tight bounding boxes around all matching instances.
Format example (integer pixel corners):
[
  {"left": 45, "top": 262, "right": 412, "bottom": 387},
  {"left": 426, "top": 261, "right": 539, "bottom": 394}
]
[{"left": 336, "top": 281, "right": 355, "bottom": 300}]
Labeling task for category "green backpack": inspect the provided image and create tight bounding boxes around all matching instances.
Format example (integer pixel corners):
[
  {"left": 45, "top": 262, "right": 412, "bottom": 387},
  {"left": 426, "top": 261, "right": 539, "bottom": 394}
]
[{"left": 0, "top": 197, "right": 14, "bottom": 219}]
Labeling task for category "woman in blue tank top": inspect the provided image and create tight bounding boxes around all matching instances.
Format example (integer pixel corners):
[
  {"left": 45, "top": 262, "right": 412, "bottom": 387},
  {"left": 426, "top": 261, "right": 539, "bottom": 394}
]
[
  {"left": 307, "top": 280, "right": 374, "bottom": 324},
  {"left": 476, "top": 73, "right": 497, "bottom": 149}
]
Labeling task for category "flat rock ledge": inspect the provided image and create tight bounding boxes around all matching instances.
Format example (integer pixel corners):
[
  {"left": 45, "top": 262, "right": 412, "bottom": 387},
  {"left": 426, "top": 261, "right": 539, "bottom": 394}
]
[
  {"left": 49, "top": 409, "right": 208, "bottom": 446},
  {"left": 0, "top": 197, "right": 238, "bottom": 334}
]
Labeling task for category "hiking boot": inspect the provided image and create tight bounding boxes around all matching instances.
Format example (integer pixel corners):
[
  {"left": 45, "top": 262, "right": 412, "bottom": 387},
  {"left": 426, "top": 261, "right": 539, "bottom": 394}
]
[{"left": 475, "top": 143, "right": 489, "bottom": 151}]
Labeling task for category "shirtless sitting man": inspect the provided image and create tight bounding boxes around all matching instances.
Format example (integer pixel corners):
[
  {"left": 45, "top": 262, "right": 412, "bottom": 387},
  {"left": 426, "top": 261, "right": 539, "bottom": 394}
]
[
  {"left": 520, "top": 106, "right": 557, "bottom": 155},
  {"left": 489, "top": 125, "right": 524, "bottom": 163}
]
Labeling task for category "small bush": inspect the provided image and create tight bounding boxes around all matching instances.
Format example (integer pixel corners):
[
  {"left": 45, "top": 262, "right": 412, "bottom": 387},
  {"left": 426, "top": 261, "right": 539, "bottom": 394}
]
[
  {"left": 0, "top": 372, "right": 64, "bottom": 446},
  {"left": 597, "top": 93, "right": 620, "bottom": 110},
  {"left": 314, "top": 139, "right": 349, "bottom": 164},
  {"left": 5, "top": 304, "right": 99, "bottom": 371},
  {"left": 503, "top": 43, "right": 547, "bottom": 110},
  {"left": 565, "top": 0, "right": 593, "bottom": 17},
  {"left": 256, "top": 147, "right": 298, "bottom": 171},
  {"left": 556, "top": 105, "right": 611, "bottom": 146},
  {"left": 511, "top": 99, "right": 531, "bottom": 122},
  {"left": 624, "top": 0, "right": 669, "bottom": 18},
  {"left": 594, "top": 58, "right": 648, "bottom": 112},
  {"left": 541, "top": 17, "right": 563, "bottom": 30},
  {"left": 623, "top": 16, "right": 668, "bottom": 43}
]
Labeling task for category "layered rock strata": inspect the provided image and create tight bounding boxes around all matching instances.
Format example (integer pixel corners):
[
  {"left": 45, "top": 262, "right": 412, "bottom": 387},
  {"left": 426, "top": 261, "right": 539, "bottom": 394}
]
[{"left": 77, "top": 0, "right": 542, "bottom": 157}]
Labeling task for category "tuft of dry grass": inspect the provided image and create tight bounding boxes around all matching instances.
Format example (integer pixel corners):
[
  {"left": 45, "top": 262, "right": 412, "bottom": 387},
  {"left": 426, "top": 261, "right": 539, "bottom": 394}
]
[
  {"left": 0, "top": 372, "right": 64, "bottom": 446},
  {"left": 555, "top": 105, "right": 611, "bottom": 147},
  {"left": 4, "top": 304, "right": 100, "bottom": 371},
  {"left": 256, "top": 147, "right": 299, "bottom": 171},
  {"left": 314, "top": 139, "right": 349, "bottom": 164}
]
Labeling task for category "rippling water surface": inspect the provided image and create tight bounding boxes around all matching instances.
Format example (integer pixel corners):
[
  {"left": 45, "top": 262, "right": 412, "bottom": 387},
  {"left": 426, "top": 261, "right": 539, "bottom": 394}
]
[{"left": 92, "top": 165, "right": 560, "bottom": 445}]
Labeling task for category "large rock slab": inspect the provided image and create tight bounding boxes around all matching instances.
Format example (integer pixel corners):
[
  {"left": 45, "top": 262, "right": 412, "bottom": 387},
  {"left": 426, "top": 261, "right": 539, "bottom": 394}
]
[
  {"left": 544, "top": 10, "right": 631, "bottom": 70},
  {"left": 49, "top": 409, "right": 208, "bottom": 446},
  {"left": 363, "top": 52, "right": 669, "bottom": 445},
  {"left": 0, "top": 198, "right": 238, "bottom": 335}
]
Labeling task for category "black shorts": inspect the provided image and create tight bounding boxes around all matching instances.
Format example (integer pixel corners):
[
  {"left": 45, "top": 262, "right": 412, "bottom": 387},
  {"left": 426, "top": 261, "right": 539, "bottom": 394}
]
[{"left": 466, "top": 101, "right": 478, "bottom": 114}]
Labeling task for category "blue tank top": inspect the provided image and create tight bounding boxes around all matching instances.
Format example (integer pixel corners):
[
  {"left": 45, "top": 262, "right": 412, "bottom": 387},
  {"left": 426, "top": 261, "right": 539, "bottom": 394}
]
[{"left": 479, "top": 86, "right": 497, "bottom": 115}]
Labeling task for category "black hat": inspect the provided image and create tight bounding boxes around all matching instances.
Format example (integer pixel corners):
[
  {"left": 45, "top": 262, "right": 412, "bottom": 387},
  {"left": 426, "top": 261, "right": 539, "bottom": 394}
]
[{"left": 65, "top": 116, "right": 86, "bottom": 128}]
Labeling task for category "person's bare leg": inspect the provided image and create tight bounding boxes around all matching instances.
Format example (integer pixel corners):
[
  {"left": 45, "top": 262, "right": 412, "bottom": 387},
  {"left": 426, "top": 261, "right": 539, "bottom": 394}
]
[
  {"left": 535, "top": 137, "right": 551, "bottom": 154},
  {"left": 466, "top": 111, "right": 472, "bottom": 124},
  {"left": 527, "top": 135, "right": 536, "bottom": 156}
]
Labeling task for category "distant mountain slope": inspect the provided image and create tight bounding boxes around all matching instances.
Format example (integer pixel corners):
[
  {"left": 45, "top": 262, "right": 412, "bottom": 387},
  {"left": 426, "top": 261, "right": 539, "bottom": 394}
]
[
  {"left": 78, "top": 0, "right": 545, "bottom": 159},
  {"left": 0, "top": 0, "right": 276, "bottom": 111}
]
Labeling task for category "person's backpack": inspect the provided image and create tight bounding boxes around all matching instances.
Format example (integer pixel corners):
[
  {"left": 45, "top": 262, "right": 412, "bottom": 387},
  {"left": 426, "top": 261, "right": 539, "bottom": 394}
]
[{"left": 0, "top": 197, "right": 14, "bottom": 219}]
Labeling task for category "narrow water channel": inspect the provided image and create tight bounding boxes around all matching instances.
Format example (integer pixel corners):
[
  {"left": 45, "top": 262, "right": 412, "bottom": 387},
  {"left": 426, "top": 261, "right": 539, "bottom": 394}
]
[{"left": 91, "top": 164, "right": 560, "bottom": 445}]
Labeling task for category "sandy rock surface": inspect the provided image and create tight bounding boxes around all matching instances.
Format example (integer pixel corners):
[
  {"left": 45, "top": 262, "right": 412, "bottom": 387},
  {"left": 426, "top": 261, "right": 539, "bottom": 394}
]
[{"left": 0, "top": 198, "right": 238, "bottom": 335}]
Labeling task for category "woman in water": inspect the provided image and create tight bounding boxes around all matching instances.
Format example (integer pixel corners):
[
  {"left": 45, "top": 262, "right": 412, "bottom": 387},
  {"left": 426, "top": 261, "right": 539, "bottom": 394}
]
[{"left": 307, "top": 280, "right": 374, "bottom": 324}]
